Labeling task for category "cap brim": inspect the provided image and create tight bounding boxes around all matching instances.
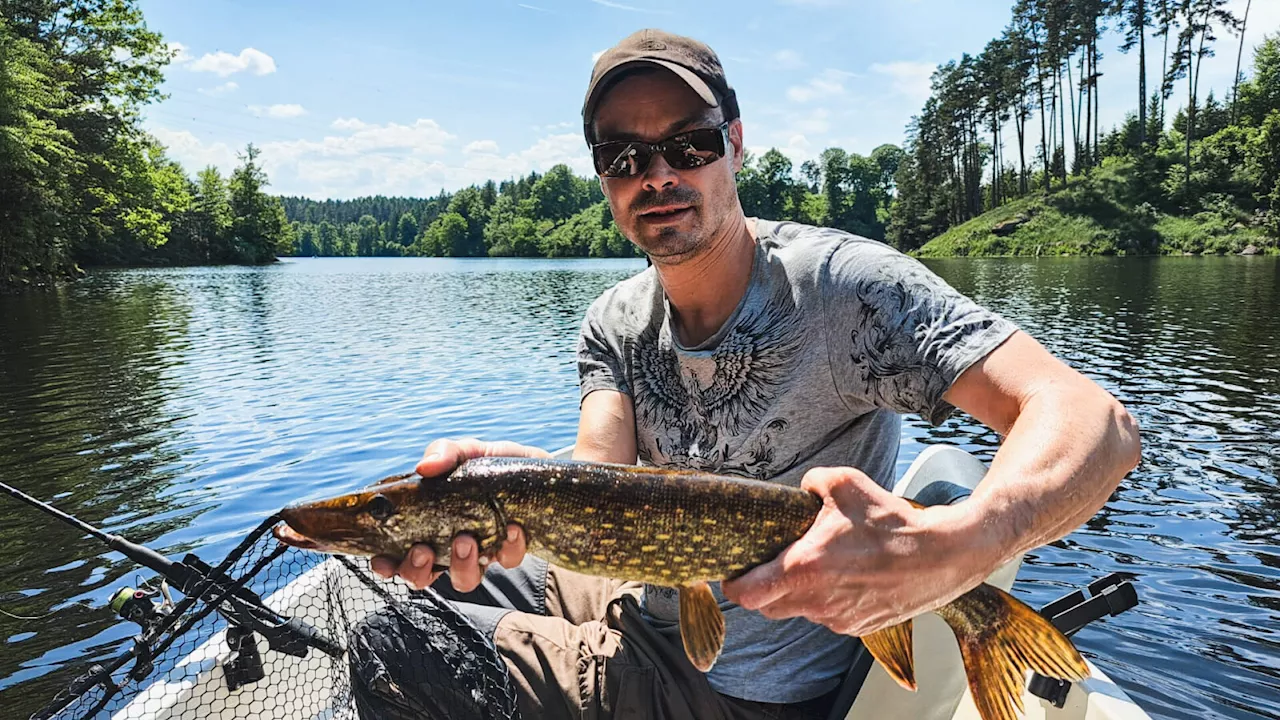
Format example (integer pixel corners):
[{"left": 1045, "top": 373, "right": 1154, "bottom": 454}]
[{"left": 583, "top": 59, "right": 720, "bottom": 131}]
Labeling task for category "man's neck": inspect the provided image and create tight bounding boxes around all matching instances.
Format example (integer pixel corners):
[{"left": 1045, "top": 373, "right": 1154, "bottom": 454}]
[{"left": 653, "top": 215, "right": 756, "bottom": 347}]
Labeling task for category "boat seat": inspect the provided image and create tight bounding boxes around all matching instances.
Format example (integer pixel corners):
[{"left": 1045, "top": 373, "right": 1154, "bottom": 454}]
[{"left": 826, "top": 444, "right": 1022, "bottom": 720}]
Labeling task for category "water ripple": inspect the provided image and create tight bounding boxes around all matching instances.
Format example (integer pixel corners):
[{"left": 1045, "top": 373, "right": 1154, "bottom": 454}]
[{"left": 0, "top": 256, "right": 1277, "bottom": 719}]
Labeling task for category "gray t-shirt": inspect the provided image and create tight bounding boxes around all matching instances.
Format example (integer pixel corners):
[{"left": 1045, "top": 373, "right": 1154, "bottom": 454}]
[{"left": 576, "top": 219, "right": 1017, "bottom": 703}]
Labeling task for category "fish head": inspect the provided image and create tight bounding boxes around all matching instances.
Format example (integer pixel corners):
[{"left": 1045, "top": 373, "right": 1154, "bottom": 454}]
[{"left": 273, "top": 474, "right": 500, "bottom": 563}]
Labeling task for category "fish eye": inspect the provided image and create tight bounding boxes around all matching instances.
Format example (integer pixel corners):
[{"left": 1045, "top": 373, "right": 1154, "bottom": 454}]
[{"left": 366, "top": 494, "right": 395, "bottom": 521}]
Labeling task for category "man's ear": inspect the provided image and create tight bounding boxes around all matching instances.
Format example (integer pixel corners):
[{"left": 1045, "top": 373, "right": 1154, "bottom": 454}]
[
  {"left": 599, "top": 176, "right": 607, "bottom": 195},
  {"left": 729, "top": 119, "right": 745, "bottom": 173}
]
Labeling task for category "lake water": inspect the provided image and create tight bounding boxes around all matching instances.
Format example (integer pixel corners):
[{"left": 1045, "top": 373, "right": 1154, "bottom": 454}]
[{"left": 0, "top": 256, "right": 1277, "bottom": 719}]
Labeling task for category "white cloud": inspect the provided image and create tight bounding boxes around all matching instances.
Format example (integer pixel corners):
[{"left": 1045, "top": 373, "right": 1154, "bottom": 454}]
[
  {"left": 150, "top": 115, "right": 594, "bottom": 198},
  {"left": 518, "top": 3, "right": 550, "bottom": 11},
  {"left": 772, "top": 50, "right": 804, "bottom": 70},
  {"left": 198, "top": 81, "right": 238, "bottom": 97},
  {"left": 464, "top": 140, "right": 500, "bottom": 154},
  {"left": 268, "top": 118, "right": 455, "bottom": 160},
  {"left": 592, "top": 49, "right": 607, "bottom": 64},
  {"left": 590, "top": 0, "right": 655, "bottom": 11},
  {"left": 189, "top": 48, "right": 277, "bottom": 77},
  {"left": 330, "top": 117, "right": 367, "bottom": 131},
  {"left": 786, "top": 69, "right": 851, "bottom": 103},
  {"left": 167, "top": 42, "right": 192, "bottom": 64},
  {"left": 871, "top": 61, "right": 935, "bottom": 104},
  {"left": 151, "top": 127, "right": 238, "bottom": 170},
  {"left": 248, "top": 103, "right": 308, "bottom": 118}
]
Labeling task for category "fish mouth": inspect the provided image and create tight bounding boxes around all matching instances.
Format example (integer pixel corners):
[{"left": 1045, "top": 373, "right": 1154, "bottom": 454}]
[{"left": 273, "top": 522, "right": 321, "bottom": 550}]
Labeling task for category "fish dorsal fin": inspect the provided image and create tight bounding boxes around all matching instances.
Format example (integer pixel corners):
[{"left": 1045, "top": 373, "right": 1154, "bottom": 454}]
[
  {"left": 863, "top": 620, "right": 916, "bottom": 691},
  {"left": 368, "top": 472, "right": 415, "bottom": 488},
  {"left": 678, "top": 582, "right": 725, "bottom": 673},
  {"left": 938, "top": 582, "right": 1090, "bottom": 720}
]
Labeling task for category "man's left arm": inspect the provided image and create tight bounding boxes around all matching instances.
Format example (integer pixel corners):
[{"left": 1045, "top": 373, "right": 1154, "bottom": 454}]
[{"left": 721, "top": 329, "right": 1141, "bottom": 637}]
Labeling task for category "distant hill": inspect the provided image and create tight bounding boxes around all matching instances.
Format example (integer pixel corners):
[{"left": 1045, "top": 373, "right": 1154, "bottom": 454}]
[{"left": 914, "top": 157, "right": 1277, "bottom": 258}]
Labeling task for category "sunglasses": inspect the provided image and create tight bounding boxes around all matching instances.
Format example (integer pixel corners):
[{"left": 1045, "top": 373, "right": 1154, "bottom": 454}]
[{"left": 591, "top": 122, "right": 730, "bottom": 179}]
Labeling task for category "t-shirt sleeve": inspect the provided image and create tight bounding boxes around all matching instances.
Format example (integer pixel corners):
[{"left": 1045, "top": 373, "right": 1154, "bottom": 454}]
[
  {"left": 822, "top": 239, "right": 1018, "bottom": 426},
  {"left": 577, "top": 295, "right": 631, "bottom": 403}
]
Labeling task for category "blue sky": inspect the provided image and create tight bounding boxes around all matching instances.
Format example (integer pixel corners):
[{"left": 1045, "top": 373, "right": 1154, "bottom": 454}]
[{"left": 140, "top": 0, "right": 1276, "bottom": 200}]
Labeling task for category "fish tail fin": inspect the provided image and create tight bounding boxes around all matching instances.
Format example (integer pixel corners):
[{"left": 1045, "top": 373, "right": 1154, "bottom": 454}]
[
  {"left": 678, "top": 582, "right": 725, "bottom": 672},
  {"left": 863, "top": 620, "right": 916, "bottom": 691},
  {"left": 939, "top": 583, "right": 1090, "bottom": 720}
]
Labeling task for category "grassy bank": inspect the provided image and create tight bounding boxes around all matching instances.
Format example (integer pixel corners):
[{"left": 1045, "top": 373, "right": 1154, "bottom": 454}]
[{"left": 914, "top": 158, "right": 1278, "bottom": 258}]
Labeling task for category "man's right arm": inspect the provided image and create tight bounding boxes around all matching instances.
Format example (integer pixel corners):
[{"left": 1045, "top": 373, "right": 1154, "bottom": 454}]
[{"left": 573, "top": 389, "right": 638, "bottom": 464}]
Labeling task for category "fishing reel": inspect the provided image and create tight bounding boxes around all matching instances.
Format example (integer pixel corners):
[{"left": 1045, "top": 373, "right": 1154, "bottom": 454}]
[{"left": 109, "top": 580, "right": 176, "bottom": 633}]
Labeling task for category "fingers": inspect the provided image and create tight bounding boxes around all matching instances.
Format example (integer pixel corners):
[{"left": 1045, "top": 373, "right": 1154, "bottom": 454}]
[
  {"left": 446, "top": 534, "right": 484, "bottom": 592},
  {"left": 800, "top": 465, "right": 880, "bottom": 502},
  {"left": 371, "top": 543, "right": 441, "bottom": 590},
  {"left": 495, "top": 524, "right": 526, "bottom": 569},
  {"left": 415, "top": 438, "right": 471, "bottom": 477},
  {"left": 721, "top": 541, "right": 805, "bottom": 612},
  {"left": 416, "top": 438, "right": 552, "bottom": 477}
]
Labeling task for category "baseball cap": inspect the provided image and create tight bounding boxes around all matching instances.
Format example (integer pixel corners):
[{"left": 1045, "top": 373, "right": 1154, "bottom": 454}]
[{"left": 582, "top": 28, "right": 740, "bottom": 145}]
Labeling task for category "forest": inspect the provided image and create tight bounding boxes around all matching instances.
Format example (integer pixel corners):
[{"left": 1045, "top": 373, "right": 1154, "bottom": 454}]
[
  {"left": 889, "top": 0, "right": 1280, "bottom": 256},
  {"left": 3, "top": 0, "right": 1278, "bottom": 288},
  {"left": 277, "top": 144, "right": 902, "bottom": 258},
  {"left": 0, "top": 0, "right": 292, "bottom": 286}
]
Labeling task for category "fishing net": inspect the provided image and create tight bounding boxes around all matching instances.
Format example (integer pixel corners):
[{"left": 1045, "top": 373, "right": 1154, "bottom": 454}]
[{"left": 31, "top": 516, "right": 521, "bottom": 720}]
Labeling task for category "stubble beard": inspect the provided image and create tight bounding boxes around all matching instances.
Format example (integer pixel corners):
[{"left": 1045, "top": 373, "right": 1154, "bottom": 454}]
[{"left": 627, "top": 185, "right": 710, "bottom": 263}]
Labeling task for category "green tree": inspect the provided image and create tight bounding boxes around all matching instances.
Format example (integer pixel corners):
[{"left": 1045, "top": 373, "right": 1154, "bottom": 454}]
[
  {"left": 227, "top": 144, "right": 287, "bottom": 263},
  {"left": 530, "top": 164, "right": 590, "bottom": 223},
  {"left": 415, "top": 212, "right": 469, "bottom": 256},
  {"left": 189, "top": 167, "right": 231, "bottom": 262},
  {"left": 1238, "top": 33, "right": 1280, "bottom": 126},
  {"left": 356, "top": 214, "right": 380, "bottom": 256},
  {"left": 395, "top": 212, "right": 418, "bottom": 249}
]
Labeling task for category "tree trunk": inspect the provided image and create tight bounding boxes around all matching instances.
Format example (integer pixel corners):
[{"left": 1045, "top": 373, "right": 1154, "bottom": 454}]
[
  {"left": 1057, "top": 63, "right": 1068, "bottom": 183},
  {"left": 1068, "top": 50, "right": 1081, "bottom": 171},
  {"left": 1139, "top": 0, "right": 1148, "bottom": 146},
  {"left": 1093, "top": 34, "right": 1100, "bottom": 164},
  {"left": 1231, "top": 0, "right": 1250, "bottom": 122},
  {"left": 1160, "top": 1, "right": 1171, "bottom": 128},
  {"left": 1185, "top": 31, "right": 1194, "bottom": 189},
  {"left": 1187, "top": 4, "right": 1211, "bottom": 188},
  {"left": 1038, "top": 55, "right": 1051, "bottom": 191},
  {"left": 1016, "top": 103, "right": 1028, "bottom": 194}
]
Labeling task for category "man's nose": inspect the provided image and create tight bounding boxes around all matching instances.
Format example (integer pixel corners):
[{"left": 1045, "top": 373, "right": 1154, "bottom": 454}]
[{"left": 641, "top": 152, "right": 680, "bottom": 193}]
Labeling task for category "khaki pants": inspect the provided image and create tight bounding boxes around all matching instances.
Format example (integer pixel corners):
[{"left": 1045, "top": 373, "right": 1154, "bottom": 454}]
[{"left": 351, "top": 559, "right": 837, "bottom": 720}]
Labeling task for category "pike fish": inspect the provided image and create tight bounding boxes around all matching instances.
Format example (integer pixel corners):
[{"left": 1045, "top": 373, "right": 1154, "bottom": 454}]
[{"left": 274, "top": 457, "right": 1088, "bottom": 720}]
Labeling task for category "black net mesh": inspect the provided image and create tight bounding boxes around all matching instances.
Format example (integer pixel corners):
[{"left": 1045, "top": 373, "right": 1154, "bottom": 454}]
[{"left": 32, "top": 519, "right": 520, "bottom": 720}]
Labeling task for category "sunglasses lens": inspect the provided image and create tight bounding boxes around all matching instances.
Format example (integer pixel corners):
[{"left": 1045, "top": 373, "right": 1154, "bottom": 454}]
[
  {"left": 594, "top": 142, "right": 651, "bottom": 178},
  {"left": 663, "top": 128, "right": 725, "bottom": 170},
  {"left": 592, "top": 125, "right": 727, "bottom": 178}
]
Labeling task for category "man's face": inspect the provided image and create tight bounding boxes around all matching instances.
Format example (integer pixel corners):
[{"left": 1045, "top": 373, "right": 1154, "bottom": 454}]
[{"left": 592, "top": 70, "right": 744, "bottom": 262}]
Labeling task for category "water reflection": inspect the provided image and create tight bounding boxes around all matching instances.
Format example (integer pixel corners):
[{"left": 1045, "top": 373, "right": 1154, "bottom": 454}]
[
  {"left": 921, "top": 256, "right": 1280, "bottom": 720},
  {"left": 0, "top": 256, "right": 1277, "bottom": 719},
  {"left": 0, "top": 279, "right": 203, "bottom": 706}
]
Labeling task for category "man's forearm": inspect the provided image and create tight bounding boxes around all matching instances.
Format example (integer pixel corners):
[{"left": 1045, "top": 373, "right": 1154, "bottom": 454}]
[{"left": 947, "top": 380, "right": 1141, "bottom": 574}]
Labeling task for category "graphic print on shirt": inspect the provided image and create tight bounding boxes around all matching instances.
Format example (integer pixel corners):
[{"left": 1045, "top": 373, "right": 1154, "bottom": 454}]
[
  {"left": 632, "top": 283, "right": 804, "bottom": 478},
  {"left": 844, "top": 267, "right": 995, "bottom": 416}
]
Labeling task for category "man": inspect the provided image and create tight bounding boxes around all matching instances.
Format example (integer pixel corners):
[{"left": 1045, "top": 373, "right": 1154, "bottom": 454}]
[{"left": 369, "top": 28, "right": 1141, "bottom": 720}]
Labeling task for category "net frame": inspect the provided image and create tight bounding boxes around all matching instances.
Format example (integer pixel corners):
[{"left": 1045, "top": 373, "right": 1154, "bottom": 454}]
[{"left": 32, "top": 517, "right": 520, "bottom": 720}]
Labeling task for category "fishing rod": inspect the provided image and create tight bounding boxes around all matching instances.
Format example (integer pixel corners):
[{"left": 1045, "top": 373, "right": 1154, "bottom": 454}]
[{"left": 0, "top": 479, "right": 344, "bottom": 718}]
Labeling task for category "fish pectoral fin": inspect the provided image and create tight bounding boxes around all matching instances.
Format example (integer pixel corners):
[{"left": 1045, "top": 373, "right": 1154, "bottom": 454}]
[
  {"left": 941, "top": 583, "right": 1090, "bottom": 720},
  {"left": 678, "top": 582, "right": 725, "bottom": 673},
  {"left": 863, "top": 620, "right": 916, "bottom": 691}
]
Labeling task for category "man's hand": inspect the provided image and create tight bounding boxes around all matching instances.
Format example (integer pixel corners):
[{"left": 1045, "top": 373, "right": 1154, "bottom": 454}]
[
  {"left": 369, "top": 438, "right": 549, "bottom": 591},
  {"left": 720, "top": 466, "right": 987, "bottom": 638}
]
